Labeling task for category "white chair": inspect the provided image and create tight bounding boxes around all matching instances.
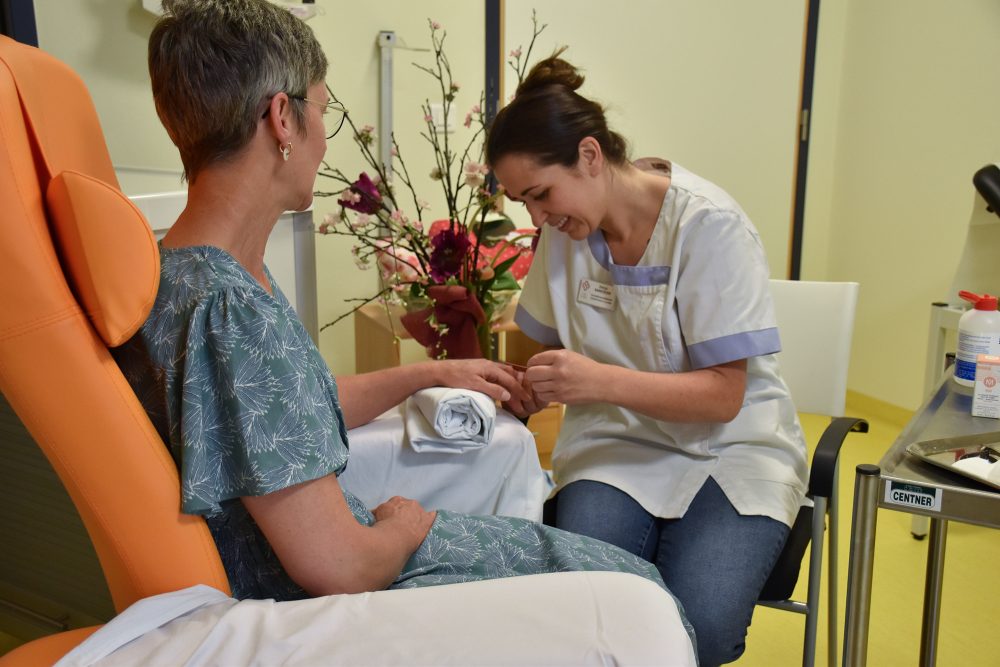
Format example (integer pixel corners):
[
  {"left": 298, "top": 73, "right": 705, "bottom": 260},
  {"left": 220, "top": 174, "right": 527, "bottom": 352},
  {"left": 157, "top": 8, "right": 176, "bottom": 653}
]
[{"left": 756, "top": 279, "right": 869, "bottom": 667}]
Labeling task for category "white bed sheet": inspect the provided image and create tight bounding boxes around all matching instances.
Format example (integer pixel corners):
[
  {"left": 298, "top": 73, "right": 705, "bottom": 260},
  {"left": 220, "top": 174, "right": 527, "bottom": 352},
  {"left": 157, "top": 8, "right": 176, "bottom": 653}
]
[
  {"left": 57, "top": 573, "right": 696, "bottom": 667},
  {"left": 340, "top": 406, "right": 551, "bottom": 521}
]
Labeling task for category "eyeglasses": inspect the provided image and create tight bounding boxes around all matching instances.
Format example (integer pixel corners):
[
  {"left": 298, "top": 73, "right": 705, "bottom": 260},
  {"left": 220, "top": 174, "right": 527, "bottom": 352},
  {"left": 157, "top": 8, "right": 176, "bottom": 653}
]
[
  {"left": 260, "top": 93, "right": 349, "bottom": 140},
  {"left": 290, "top": 96, "right": 349, "bottom": 139}
]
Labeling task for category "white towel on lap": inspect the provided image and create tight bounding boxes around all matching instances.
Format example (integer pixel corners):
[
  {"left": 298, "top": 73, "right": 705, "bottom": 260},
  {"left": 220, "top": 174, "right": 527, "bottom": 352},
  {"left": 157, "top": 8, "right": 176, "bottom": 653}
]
[{"left": 405, "top": 387, "right": 496, "bottom": 453}]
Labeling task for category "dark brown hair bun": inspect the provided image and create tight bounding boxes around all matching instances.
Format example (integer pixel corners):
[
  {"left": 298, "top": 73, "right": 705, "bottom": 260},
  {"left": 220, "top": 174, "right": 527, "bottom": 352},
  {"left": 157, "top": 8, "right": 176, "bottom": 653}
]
[
  {"left": 516, "top": 51, "right": 585, "bottom": 97},
  {"left": 487, "top": 51, "right": 629, "bottom": 168}
]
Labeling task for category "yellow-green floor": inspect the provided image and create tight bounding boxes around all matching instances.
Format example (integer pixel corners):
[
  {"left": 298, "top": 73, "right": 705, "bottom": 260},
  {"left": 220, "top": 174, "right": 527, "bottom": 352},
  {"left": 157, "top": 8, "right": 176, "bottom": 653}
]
[{"left": 737, "top": 397, "right": 1000, "bottom": 666}]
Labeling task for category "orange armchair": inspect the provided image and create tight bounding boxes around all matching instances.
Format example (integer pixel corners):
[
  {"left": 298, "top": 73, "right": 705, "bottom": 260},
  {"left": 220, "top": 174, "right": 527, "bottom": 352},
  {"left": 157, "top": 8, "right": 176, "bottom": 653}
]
[{"left": 0, "top": 34, "right": 229, "bottom": 664}]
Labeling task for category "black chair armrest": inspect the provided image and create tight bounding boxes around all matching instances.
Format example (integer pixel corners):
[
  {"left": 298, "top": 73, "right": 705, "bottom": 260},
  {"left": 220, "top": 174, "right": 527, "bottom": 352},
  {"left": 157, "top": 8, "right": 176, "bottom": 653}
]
[{"left": 808, "top": 416, "right": 869, "bottom": 499}]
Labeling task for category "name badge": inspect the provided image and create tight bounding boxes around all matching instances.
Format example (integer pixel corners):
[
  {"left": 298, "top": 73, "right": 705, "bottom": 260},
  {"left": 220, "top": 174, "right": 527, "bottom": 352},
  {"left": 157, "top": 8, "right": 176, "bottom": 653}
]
[{"left": 577, "top": 278, "right": 616, "bottom": 310}]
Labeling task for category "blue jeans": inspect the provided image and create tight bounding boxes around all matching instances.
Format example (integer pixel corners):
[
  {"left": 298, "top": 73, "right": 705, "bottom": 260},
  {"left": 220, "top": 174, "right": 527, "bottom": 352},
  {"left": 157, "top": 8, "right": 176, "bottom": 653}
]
[{"left": 554, "top": 478, "right": 790, "bottom": 667}]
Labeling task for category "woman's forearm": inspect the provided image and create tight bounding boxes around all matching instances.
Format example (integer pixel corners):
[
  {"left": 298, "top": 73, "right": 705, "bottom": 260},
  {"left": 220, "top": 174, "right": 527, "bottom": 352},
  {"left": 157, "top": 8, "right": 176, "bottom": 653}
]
[
  {"left": 241, "top": 477, "right": 432, "bottom": 597},
  {"left": 336, "top": 362, "right": 439, "bottom": 428},
  {"left": 598, "top": 360, "right": 747, "bottom": 423}
]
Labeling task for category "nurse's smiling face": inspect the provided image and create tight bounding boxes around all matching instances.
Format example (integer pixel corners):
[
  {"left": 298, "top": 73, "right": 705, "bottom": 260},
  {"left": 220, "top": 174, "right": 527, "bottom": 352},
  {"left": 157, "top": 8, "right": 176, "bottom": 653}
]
[{"left": 492, "top": 142, "right": 605, "bottom": 241}]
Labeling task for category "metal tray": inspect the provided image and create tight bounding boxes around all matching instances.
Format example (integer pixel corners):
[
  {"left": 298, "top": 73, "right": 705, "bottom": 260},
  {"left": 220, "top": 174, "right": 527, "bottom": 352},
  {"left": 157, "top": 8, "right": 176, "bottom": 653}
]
[{"left": 906, "top": 432, "right": 1000, "bottom": 490}]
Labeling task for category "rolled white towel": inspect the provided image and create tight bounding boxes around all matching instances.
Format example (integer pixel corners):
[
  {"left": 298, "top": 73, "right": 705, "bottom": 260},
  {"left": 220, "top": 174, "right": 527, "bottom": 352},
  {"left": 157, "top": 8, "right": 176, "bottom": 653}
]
[{"left": 404, "top": 387, "right": 496, "bottom": 454}]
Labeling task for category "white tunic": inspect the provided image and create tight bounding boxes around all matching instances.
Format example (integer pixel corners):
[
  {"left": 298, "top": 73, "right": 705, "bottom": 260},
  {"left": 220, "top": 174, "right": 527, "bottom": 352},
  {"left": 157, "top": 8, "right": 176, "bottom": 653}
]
[{"left": 515, "top": 164, "right": 807, "bottom": 527}]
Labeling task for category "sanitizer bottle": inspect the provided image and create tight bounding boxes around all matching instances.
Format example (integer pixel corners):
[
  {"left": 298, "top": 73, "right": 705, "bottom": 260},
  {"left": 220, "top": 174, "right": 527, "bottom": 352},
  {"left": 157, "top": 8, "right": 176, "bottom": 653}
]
[{"left": 954, "top": 290, "right": 1000, "bottom": 387}]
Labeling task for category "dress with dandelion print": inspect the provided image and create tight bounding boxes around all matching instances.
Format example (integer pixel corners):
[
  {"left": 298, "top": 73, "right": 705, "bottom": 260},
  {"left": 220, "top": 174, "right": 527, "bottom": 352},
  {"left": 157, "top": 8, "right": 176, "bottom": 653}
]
[{"left": 113, "top": 245, "right": 690, "bottom": 638}]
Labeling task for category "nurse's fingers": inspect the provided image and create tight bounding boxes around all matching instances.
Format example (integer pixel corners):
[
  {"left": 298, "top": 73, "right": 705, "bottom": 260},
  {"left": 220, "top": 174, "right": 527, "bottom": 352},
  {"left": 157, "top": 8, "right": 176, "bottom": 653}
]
[
  {"left": 480, "top": 362, "right": 530, "bottom": 402},
  {"left": 526, "top": 349, "right": 561, "bottom": 367},
  {"left": 530, "top": 380, "right": 558, "bottom": 402},
  {"left": 524, "top": 365, "right": 552, "bottom": 385}
]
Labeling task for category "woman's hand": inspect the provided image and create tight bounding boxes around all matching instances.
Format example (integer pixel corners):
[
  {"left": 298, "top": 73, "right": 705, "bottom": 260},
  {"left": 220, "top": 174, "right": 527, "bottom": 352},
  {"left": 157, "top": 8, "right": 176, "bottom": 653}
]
[
  {"left": 502, "top": 368, "right": 549, "bottom": 418},
  {"left": 338, "top": 359, "right": 530, "bottom": 429},
  {"left": 432, "top": 359, "right": 530, "bottom": 404},
  {"left": 373, "top": 496, "right": 436, "bottom": 551},
  {"left": 525, "top": 349, "right": 606, "bottom": 405}
]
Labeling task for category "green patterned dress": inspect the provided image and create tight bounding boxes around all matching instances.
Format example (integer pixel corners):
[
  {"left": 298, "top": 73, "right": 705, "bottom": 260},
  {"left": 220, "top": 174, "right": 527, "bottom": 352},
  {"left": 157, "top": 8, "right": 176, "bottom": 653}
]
[{"left": 113, "top": 246, "right": 688, "bottom": 622}]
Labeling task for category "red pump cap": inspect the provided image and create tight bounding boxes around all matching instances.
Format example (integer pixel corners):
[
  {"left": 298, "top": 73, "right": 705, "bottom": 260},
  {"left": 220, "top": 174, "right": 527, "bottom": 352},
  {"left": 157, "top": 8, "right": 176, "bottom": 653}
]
[{"left": 959, "top": 290, "right": 999, "bottom": 310}]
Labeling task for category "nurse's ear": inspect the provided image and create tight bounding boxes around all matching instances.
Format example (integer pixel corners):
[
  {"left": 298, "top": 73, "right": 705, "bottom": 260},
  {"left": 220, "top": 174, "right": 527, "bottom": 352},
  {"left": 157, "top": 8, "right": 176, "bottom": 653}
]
[{"left": 576, "top": 136, "right": 604, "bottom": 177}]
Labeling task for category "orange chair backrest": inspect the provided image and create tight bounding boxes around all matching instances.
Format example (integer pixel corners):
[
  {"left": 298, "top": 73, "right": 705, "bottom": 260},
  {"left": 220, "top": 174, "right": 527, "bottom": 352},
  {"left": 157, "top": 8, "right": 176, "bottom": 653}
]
[{"left": 0, "top": 35, "right": 230, "bottom": 612}]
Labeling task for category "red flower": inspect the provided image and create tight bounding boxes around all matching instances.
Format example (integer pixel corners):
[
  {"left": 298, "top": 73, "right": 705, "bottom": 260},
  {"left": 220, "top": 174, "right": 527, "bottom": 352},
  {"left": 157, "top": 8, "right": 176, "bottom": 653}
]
[
  {"left": 429, "top": 228, "right": 471, "bottom": 282},
  {"left": 474, "top": 228, "right": 536, "bottom": 281},
  {"left": 338, "top": 172, "right": 381, "bottom": 214}
]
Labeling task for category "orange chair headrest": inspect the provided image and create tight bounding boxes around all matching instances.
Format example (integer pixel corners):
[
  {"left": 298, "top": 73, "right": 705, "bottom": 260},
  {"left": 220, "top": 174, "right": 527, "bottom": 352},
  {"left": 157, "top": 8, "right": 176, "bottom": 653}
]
[{"left": 46, "top": 170, "right": 159, "bottom": 347}]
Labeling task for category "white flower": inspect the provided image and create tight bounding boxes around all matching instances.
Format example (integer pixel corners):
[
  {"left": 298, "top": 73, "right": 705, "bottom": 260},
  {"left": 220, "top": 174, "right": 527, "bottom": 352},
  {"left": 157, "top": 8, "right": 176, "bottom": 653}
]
[
  {"left": 464, "top": 161, "right": 488, "bottom": 188},
  {"left": 374, "top": 240, "right": 422, "bottom": 283}
]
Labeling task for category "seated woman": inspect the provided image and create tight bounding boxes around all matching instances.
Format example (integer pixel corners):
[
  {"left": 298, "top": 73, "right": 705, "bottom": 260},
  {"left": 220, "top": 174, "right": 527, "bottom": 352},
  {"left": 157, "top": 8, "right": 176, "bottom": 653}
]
[{"left": 113, "top": 0, "right": 690, "bottom": 626}]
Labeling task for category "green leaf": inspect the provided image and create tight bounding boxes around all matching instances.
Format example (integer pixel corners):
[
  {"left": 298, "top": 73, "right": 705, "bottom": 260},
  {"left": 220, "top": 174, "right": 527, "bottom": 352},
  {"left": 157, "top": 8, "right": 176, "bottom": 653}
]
[
  {"left": 478, "top": 215, "right": 516, "bottom": 245},
  {"left": 490, "top": 270, "right": 520, "bottom": 292},
  {"left": 491, "top": 254, "right": 519, "bottom": 275}
]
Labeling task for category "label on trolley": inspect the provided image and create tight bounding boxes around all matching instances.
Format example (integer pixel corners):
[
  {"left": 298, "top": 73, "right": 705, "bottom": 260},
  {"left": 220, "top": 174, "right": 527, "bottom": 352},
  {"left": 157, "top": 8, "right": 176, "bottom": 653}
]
[{"left": 884, "top": 481, "right": 942, "bottom": 512}]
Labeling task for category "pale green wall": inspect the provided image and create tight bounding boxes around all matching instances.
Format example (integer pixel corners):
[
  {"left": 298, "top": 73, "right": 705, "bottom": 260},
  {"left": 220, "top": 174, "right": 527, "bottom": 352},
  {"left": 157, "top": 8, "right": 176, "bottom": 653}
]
[
  {"left": 807, "top": 0, "right": 1000, "bottom": 409},
  {"left": 503, "top": 0, "right": 806, "bottom": 280},
  {"left": 33, "top": 1, "right": 1000, "bottom": 411},
  {"left": 34, "top": 2, "right": 176, "bottom": 170}
]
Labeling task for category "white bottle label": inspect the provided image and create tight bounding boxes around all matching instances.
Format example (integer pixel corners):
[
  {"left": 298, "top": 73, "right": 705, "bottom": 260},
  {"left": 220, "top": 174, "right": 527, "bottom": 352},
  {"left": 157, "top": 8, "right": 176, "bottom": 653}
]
[{"left": 956, "top": 331, "right": 1000, "bottom": 381}]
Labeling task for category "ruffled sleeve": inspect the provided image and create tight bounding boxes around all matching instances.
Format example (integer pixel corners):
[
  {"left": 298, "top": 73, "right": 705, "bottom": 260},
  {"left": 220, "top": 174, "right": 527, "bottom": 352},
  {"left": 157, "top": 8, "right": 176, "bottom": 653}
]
[{"left": 174, "top": 286, "right": 349, "bottom": 516}]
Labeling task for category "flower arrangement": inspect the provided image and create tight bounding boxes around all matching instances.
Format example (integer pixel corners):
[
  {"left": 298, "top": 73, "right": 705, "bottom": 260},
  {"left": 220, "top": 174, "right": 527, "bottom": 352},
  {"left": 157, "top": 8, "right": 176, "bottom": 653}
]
[{"left": 316, "top": 15, "right": 547, "bottom": 360}]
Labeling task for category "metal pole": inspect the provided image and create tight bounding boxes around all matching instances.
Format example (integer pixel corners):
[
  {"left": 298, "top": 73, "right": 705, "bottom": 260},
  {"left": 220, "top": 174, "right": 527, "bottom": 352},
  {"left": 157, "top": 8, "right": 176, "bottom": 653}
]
[
  {"left": 377, "top": 31, "right": 396, "bottom": 180},
  {"left": 919, "top": 518, "right": 948, "bottom": 666},
  {"left": 803, "top": 496, "right": 826, "bottom": 667},
  {"left": 827, "top": 459, "right": 840, "bottom": 667},
  {"left": 843, "top": 464, "right": 880, "bottom": 667}
]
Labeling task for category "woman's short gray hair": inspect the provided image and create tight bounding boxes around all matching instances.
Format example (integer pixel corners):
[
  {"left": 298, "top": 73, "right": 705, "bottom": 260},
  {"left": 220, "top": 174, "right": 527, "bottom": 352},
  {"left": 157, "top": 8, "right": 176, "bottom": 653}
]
[{"left": 149, "top": 0, "right": 328, "bottom": 182}]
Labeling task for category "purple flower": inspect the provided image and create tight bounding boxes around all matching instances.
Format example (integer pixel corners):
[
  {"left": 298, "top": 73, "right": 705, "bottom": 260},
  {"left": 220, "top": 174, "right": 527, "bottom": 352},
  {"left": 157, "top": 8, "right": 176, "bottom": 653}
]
[
  {"left": 338, "top": 172, "right": 381, "bottom": 214},
  {"left": 429, "top": 228, "right": 471, "bottom": 282}
]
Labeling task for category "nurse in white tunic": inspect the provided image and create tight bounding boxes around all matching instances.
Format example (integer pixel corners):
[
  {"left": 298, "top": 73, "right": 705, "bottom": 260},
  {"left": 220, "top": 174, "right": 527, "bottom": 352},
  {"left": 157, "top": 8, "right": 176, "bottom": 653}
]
[{"left": 487, "top": 54, "right": 808, "bottom": 667}]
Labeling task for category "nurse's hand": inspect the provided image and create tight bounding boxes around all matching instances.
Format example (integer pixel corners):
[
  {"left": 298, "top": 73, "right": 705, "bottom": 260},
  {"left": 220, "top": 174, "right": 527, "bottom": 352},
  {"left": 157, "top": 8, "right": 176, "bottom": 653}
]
[
  {"left": 501, "top": 368, "right": 549, "bottom": 418},
  {"left": 525, "top": 349, "right": 604, "bottom": 405}
]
